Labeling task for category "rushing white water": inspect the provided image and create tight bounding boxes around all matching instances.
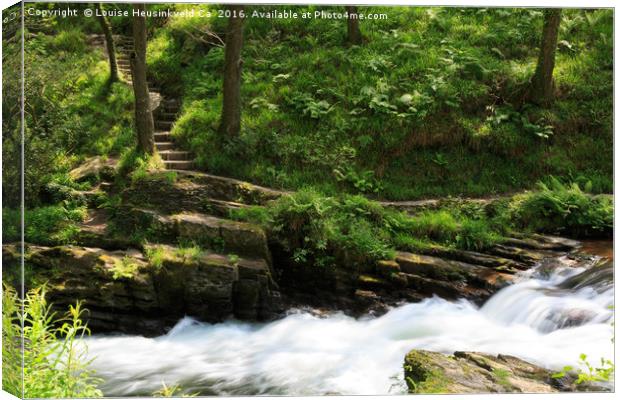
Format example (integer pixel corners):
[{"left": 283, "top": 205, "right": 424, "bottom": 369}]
[{"left": 84, "top": 256, "right": 614, "bottom": 396}]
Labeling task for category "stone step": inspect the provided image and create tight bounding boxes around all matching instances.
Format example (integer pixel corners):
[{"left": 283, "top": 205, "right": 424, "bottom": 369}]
[
  {"left": 160, "top": 150, "right": 191, "bottom": 161},
  {"left": 160, "top": 106, "right": 180, "bottom": 115},
  {"left": 156, "top": 111, "right": 178, "bottom": 119},
  {"left": 164, "top": 160, "right": 194, "bottom": 170},
  {"left": 155, "top": 142, "right": 175, "bottom": 151},
  {"left": 125, "top": 208, "right": 271, "bottom": 261},
  {"left": 155, "top": 121, "right": 174, "bottom": 130},
  {"left": 154, "top": 132, "right": 171, "bottom": 141},
  {"left": 160, "top": 98, "right": 180, "bottom": 104},
  {"left": 121, "top": 170, "right": 286, "bottom": 212}
]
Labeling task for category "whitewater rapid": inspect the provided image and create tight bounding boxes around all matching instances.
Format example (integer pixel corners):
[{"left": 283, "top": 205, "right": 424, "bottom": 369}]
[{"left": 84, "top": 256, "right": 614, "bottom": 396}]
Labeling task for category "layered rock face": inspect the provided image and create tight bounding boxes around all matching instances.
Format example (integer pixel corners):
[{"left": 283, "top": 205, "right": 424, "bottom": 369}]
[
  {"left": 4, "top": 164, "right": 587, "bottom": 335},
  {"left": 3, "top": 243, "right": 279, "bottom": 336},
  {"left": 274, "top": 233, "right": 582, "bottom": 314},
  {"left": 2, "top": 170, "right": 285, "bottom": 336}
]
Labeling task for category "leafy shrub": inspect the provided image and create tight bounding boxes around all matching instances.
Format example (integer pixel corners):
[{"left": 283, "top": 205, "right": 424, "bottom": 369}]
[
  {"left": 234, "top": 189, "right": 396, "bottom": 268},
  {"left": 406, "top": 211, "right": 460, "bottom": 244},
  {"left": 50, "top": 29, "right": 86, "bottom": 53},
  {"left": 508, "top": 177, "right": 612, "bottom": 237},
  {"left": 3, "top": 206, "right": 86, "bottom": 245},
  {"left": 455, "top": 219, "right": 502, "bottom": 251},
  {"left": 112, "top": 257, "right": 140, "bottom": 280},
  {"left": 234, "top": 190, "right": 506, "bottom": 270},
  {"left": 2, "top": 285, "right": 103, "bottom": 398},
  {"left": 145, "top": 245, "right": 166, "bottom": 269},
  {"left": 117, "top": 148, "right": 165, "bottom": 183},
  {"left": 552, "top": 353, "right": 614, "bottom": 386}
]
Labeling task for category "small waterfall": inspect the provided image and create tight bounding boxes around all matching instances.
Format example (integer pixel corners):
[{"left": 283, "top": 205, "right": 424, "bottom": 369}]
[
  {"left": 481, "top": 259, "right": 613, "bottom": 332},
  {"left": 84, "top": 253, "right": 614, "bottom": 396}
]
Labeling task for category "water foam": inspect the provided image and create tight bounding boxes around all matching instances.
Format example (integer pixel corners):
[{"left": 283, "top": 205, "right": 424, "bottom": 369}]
[{"left": 84, "top": 258, "right": 614, "bottom": 396}]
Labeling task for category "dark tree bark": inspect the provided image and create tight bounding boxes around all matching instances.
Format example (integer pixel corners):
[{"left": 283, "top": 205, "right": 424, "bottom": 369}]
[
  {"left": 530, "top": 9, "right": 562, "bottom": 105},
  {"left": 346, "top": 6, "right": 362, "bottom": 45},
  {"left": 96, "top": 3, "right": 119, "bottom": 83},
  {"left": 219, "top": 5, "right": 245, "bottom": 137},
  {"left": 131, "top": 4, "right": 155, "bottom": 154}
]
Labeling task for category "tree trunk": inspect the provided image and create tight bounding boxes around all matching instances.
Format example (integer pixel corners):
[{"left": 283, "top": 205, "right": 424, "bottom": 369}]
[
  {"left": 96, "top": 3, "right": 119, "bottom": 83},
  {"left": 219, "top": 5, "right": 245, "bottom": 137},
  {"left": 346, "top": 6, "right": 362, "bottom": 45},
  {"left": 131, "top": 4, "right": 155, "bottom": 154},
  {"left": 530, "top": 9, "right": 562, "bottom": 105}
]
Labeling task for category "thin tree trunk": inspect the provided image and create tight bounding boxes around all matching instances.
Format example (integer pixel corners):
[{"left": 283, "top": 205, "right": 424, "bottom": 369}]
[
  {"left": 530, "top": 9, "right": 562, "bottom": 105},
  {"left": 96, "top": 3, "right": 119, "bottom": 83},
  {"left": 131, "top": 4, "right": 154, "bottom": 154},
  {"left": 219, "top": 5, "right": 245, "bottom": 137},
  {"left": 346, "top": 6, "right": 362, "bottom": 45}
]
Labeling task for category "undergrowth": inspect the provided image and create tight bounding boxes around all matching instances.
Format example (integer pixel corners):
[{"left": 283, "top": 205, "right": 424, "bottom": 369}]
[{"left": 2, "top": 285, "right": 102, "bottom": 398}]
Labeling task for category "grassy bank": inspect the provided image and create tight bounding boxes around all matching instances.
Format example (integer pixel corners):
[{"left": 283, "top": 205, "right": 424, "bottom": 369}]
[{"left": 143, "top": 6, "right": 612, "bottom": 200}]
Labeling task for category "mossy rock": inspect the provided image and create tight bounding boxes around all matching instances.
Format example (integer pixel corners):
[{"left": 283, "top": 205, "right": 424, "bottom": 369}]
[{"left": 404, "top": 350, "right": 566, "bottom": 394}]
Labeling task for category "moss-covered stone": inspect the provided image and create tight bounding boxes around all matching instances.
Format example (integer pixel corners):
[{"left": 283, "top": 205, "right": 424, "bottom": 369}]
[
  {"left": 4, "top": 243, "right": 279, "bottom": 335},
  {"left": 404, "top": 350, "right": 567, "bottom": 394}
]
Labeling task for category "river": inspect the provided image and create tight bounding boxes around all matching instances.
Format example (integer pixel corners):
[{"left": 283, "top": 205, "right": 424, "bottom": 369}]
[{"left": 83, "top": 244, "right": 614, "bottom": 396}]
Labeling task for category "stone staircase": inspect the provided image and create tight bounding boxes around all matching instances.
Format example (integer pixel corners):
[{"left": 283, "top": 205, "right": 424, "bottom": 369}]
[{"left": 113, "top": 35, "right": 195, "bottom": 171}]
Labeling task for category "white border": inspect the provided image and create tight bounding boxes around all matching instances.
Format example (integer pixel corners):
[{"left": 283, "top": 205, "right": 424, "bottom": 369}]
[{"left": 0, "top": 1, "right": 616, "bottom": 400}]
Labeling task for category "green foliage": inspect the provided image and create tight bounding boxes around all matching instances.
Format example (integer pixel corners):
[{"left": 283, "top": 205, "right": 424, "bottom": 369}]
[
  {"left": 507, "top": 177, "right": 612, "bottom": 237},
  {"left": 552, "top": 354, "right": 614, "bottom": 386},
  {"left": 2, "top": 285, "right": 103, "bottom": 398},
  {"left": 234, "top": 189, "right": 505, "bottom": 268},
  {"left": 174, "top": 243, "right": 204, "bottom": 262},
  {"left": 144, "top": 6, "right": 611, "bottom": 200},
  {"left": 118, "top": 148, "right": 165, "bottom": 183},
  {"left": 49, "top": 29, "right": 87, "bottom": 53},
  {"left": 3, "top": 205, "right": 86, "bottom": 245},
  {"left": 153, "top": 382, "right": 197, "bottom": 397},
  {"left": 112, "top": 257, "right": 140, "bottom": 280},
  {"left": 234, "top": 189, "right": 396, "bottom": 268},
  {"left": 2, "top": 27, "right": 134, "bottom": 208},
  {"left": 145, "top": 245, "right": 166, "bottom": 270}
]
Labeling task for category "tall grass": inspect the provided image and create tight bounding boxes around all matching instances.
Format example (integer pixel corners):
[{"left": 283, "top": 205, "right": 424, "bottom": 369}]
[{"left": 2, "top": 285, "right": 103, "bottom": 398}]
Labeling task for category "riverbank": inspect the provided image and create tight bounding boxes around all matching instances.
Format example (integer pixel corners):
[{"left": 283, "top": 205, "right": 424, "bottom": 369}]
[{"left": 81, "top": 247, "right": 613, "bottom": 396}]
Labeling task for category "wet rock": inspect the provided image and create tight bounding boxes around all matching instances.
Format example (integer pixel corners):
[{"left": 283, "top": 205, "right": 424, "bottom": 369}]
[
  {"left": 3, "top": 243, "right": 280, "bottom": 335},
  {"left": 505, "top": 234, "right": 580, "bottom": 252},
  {"left": 488, "top": 244, "right": 548, "bottom": 264},
  {"left": 403, "top": 350, "right": 604, "bottom": 394},
  {"left": 414, "top": 245, "right": 529, "bottom": 272},
  {"left": 560, "top": 259, "right": 613, "bottom": 292},
  {"left": 395, "top": 251, "right": 509, "bottom": 296}
]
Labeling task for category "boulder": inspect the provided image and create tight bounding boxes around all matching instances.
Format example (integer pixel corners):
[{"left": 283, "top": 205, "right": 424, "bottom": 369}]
[
  {"left": 119, "top": 208, "right": 271, "bottom": 261},
  {"left": 69, "top": 156, "right": 117, "bottom": 183},
  {"left": 121, "top": 170, "right": 284, "bottom": 214},
  {"left": 403, "top": 350, "right": 599, "bottom": 394}
]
